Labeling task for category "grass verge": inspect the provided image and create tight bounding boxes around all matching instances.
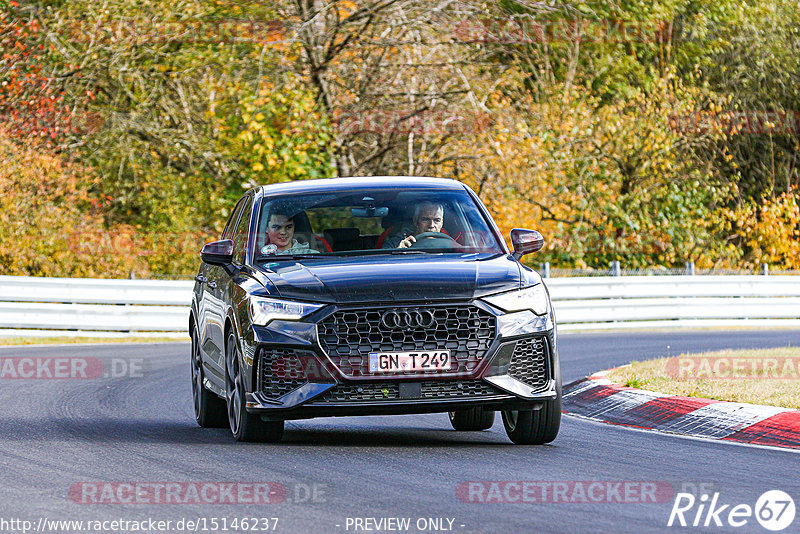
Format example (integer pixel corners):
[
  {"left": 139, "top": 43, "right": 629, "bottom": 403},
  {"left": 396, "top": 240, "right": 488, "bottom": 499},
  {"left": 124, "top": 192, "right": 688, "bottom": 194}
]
[{"left": 605, "top": 347, "right": 800, "bottom": 410}]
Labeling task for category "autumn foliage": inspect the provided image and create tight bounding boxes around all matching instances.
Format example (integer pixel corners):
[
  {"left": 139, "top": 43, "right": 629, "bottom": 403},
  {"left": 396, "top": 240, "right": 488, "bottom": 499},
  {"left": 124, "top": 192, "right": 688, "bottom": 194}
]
[
  {"left": 0, "top": 9, "right": 73, "bottom": 143},
  {"left": 1, "top": 0, "right": 799, "bottom": 276},
  {"left": 729, "top": 188, "right": 800, "bottom": 270}
]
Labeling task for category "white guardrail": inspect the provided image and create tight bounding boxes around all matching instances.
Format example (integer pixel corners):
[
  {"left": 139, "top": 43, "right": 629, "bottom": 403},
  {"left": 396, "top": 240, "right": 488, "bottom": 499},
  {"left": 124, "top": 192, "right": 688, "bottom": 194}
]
[{"left": 0, "top": 275, "right": 799, "bottom": 337}]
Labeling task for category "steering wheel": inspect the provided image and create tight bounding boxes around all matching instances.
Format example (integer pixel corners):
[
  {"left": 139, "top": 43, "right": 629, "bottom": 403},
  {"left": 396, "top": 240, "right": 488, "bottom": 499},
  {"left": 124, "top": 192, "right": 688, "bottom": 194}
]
[{"left": 408, "top": 231, "right": 459, "bottom": 250}]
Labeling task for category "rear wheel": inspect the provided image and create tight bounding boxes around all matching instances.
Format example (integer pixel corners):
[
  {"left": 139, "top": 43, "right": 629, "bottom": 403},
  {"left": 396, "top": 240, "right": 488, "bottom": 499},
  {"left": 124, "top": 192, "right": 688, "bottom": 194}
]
[
  {"left": 225, "top": 331, "right": 284, "bottom": 442},
  {"left": 448, "top": 407, "right": 495, "bottom": 431},
  {"left": 502, "top": 395, "right": 561, "bottom": 445},
  {"left": 191, "top": 327, "right": 227, "bottom": 428}
]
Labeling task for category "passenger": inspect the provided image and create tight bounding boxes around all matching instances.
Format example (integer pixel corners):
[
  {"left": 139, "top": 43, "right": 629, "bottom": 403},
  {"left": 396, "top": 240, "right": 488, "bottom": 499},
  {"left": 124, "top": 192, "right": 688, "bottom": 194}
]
[
  {"left": 261, "top": 202, "right": 319, "bottom": 255},
  {"left": 381, "top": 201, "right": 445, "bottom": 249}
]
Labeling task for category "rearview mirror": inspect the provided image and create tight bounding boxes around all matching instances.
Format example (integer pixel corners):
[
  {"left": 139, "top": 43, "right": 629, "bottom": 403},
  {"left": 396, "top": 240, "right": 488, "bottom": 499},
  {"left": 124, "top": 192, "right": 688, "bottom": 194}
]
[
  {"left": 510, "top": 229, "right": 544, "bottom": 259},
  {"left": 201, "top": 239, "right": 234, "bottom": 266},
  {"left": 352, "top": 206, "right": 389, "bottom": 217}
]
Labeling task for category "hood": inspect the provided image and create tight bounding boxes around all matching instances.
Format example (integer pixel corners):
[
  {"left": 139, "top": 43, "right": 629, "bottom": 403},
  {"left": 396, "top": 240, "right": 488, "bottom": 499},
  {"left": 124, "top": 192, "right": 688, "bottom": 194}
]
[{"left": 256, "top": 253, "right": 523, "bottom": 303}]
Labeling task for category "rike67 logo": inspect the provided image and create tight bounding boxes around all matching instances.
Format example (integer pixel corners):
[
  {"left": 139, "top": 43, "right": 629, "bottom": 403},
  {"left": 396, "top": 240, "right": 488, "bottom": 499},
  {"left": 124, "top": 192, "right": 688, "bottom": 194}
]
[{"left": 668, "top": 490, "right": 795, "bottom": 531}]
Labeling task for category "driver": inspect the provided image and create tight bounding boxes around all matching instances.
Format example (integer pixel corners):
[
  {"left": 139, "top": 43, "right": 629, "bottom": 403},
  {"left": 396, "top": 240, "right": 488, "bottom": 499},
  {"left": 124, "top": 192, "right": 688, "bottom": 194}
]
[{"left": 381, "top": 201, "right": 445, "bottom": 249}]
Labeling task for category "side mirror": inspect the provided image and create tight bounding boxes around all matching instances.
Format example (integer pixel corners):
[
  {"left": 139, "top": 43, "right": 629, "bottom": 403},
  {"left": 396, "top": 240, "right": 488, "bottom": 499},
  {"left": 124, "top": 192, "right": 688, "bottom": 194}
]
[
  {"left": 510, "top": 229, "right": 544, "bottom": 259},
  {"left": 201, "top": 239, "right": 234, "bottom": 266}
]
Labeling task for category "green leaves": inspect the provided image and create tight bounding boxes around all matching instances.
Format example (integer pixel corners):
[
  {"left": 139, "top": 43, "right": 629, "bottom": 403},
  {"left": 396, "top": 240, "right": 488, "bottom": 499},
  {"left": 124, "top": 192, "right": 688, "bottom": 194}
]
[{"left": 223, "top": 78, "right": 335, "bottom": 188}]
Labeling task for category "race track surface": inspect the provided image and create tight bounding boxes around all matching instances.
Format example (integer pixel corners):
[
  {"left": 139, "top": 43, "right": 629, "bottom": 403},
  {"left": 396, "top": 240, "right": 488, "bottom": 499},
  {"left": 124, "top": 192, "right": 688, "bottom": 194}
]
[{"left": 1, "top": 329, "right": 799, "bottom": 534}]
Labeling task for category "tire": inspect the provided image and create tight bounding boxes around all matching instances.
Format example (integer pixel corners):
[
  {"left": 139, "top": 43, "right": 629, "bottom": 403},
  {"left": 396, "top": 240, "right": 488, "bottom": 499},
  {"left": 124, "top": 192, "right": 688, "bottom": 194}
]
[
  {"left": 191, "top": 326, "right": 227, "bottom": 428},
  {"left": 225, "top": 331, "right": 284, "bottom": 442},
  {"left": 501, "top": 395, "right": 561, "bottom": 445},
  {"left": 448, "top": 407, "right": 495, "bottom": 431}
]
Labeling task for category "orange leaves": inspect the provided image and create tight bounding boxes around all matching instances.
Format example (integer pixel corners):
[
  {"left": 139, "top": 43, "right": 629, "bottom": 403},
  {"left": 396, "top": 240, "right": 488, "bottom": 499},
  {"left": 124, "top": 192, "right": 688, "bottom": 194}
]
[
  {"left": 0, "top": 132, "right": 132, "bottom": 277},
  {"left": 337, "top": 1, "right": 359, "bottom": 18},
  {"left": 731, "top": 188, "right": 800, "bottom": 269},
  {"left": 446, "top": 73, "right": 740, "bottom": 269},
  {"left": 0, "top": 11, "right": 80, "bottom": 145}
]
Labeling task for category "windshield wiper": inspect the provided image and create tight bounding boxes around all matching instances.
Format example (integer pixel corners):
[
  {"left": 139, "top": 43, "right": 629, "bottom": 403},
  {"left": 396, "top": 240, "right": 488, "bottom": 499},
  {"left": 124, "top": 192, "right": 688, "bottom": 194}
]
[
  {"left": 258, "top": 254, "right": 326, "bottom": 260},
  {"left": 389, "top": 249, "right": 426, "bottom": 254}
]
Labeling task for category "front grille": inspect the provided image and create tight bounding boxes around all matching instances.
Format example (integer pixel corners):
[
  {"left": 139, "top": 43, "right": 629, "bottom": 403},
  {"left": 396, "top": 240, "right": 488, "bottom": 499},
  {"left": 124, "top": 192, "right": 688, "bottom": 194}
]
[
  {"left": 318, "top": 305, "right": 496, "bottom": 377},
  {"left": 508, "top": 336, "right": 549, "bottom": 390},
  {"left": 313, "top": 380, "right": 506, "bottom": 403},
  {"left": 259, "top": 348, "right": 308, "bottom": 400}
]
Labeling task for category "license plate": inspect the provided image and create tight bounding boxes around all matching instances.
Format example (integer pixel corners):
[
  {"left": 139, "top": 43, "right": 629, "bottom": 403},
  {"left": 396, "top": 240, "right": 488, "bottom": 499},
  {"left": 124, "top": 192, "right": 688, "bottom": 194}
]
[{"left": 368, "top": 350, "right": 452, "bottom": 373}]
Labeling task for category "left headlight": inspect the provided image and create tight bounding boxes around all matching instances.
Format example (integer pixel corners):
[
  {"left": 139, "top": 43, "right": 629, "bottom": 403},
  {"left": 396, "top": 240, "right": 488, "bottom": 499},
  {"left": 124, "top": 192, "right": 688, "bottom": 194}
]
[
  {"left": 249, "top": 296, "right": 325, "bottom": 326},
  {"left": 482, "top": 284, "right": 549, "bottom": 316}
]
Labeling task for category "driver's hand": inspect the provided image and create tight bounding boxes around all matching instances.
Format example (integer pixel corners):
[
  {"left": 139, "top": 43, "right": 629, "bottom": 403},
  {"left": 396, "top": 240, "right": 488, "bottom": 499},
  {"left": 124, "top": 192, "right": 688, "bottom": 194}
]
[{"left": 398, "top": 235, "right": 417, "bottom": 248}]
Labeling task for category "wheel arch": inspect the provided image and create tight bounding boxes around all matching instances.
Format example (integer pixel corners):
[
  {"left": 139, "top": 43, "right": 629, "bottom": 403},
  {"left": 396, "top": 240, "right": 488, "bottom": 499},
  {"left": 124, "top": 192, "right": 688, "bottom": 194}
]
[{"left": 223, "top": 311, "right": 244, "bottom": 373}]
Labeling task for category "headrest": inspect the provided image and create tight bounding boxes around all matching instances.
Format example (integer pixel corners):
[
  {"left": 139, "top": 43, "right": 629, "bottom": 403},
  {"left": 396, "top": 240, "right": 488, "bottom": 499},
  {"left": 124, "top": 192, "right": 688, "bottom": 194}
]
[
  {"left": 292, "top": 210, "right": 313, "bottom": 233},
  {"left": 381, "top": 206, "right": 408, "bottom": 229},
  {"left": 324, "top": 228, "right": 360, "bottom": 243}
]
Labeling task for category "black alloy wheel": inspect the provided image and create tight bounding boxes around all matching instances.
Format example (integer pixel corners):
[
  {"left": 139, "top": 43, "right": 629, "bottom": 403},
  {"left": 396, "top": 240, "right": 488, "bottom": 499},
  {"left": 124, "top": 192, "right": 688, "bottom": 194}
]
[
  {"left": 225, "top": 331, "right": 284, "bottom": 442},
  {"left": 191, "top": 326, "right": 227, "bottom": 428}
]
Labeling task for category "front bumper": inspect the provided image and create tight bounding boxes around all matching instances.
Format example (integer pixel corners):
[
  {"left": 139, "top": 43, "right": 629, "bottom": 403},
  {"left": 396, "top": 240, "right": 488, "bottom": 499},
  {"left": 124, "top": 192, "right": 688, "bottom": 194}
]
[{"left": 242, "top": 302, "right": 558, "bottom": 420}]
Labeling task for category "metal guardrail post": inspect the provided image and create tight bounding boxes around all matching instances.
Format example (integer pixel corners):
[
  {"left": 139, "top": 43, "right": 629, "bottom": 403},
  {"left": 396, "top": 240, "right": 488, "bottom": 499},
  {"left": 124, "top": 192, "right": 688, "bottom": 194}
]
[
  {"left": 762, "top": 264, "right": 769, "bottom": 276},
  {"left": 610, "top": 261, "right": 621, "bottom": 277},
  {"left": 686, "top": 261, "right": 695, "bottom": 276},
  {"left": 541, "top": 262, "right": 550, "bottom": 278}
]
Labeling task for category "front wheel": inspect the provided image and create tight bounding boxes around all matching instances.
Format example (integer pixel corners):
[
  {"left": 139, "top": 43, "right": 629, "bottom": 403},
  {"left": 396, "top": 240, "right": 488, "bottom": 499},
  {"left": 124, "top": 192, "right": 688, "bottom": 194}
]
[
  {"left": 502, "top": 396, "right": 561, "bottom": 445},
  {"left": 225, "top": 332, "right": 284, "bottom": 442},
  {"left": 448, "top": 407, "right": 495, "bottom": 431},
  {"left": 191, "top": 327, "right": 227, "bottom": 428}
]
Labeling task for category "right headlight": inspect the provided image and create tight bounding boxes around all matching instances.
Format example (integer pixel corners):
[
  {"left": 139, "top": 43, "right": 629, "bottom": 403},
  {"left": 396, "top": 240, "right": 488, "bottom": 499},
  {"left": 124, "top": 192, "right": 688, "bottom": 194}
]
[
  {"left": 482, "top": 284, "right": 549, "bottom": 316},
  {"left": 248, "top": 296, "right": 325, "bottom": 326}
]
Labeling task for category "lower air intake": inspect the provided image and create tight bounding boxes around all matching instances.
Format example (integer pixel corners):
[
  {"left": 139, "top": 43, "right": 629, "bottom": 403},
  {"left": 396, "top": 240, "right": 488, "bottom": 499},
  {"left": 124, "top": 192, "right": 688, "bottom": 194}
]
[
  {"left": 507, "top": 336, "right": 549, "bottom": 390},
  {"left": 259, "top": 349, "right": 309, "bottom": 400}
]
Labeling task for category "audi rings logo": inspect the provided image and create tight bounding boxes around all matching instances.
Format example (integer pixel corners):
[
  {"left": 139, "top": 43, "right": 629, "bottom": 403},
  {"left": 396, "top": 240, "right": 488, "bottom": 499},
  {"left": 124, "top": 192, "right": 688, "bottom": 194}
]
[{"left": 381, "top": 310, "right": 436, "bottom": 329}]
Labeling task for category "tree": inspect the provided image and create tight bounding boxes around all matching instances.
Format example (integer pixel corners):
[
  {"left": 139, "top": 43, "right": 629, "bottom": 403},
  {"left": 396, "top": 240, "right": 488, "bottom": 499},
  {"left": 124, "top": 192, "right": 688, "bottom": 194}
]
[{"left": 278, "top": 0, "right": 508, "bottom": 176}]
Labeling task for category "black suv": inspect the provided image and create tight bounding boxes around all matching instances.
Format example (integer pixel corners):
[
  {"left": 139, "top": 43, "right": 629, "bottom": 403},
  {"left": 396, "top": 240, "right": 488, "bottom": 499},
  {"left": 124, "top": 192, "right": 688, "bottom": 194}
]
[{"left": 190, "top": 177, "right": 560, "bottom": 444}]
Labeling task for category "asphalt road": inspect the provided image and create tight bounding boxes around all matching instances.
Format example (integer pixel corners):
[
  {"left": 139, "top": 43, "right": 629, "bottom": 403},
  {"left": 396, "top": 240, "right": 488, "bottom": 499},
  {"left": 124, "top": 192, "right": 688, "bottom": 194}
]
[{"left": 1, "top": 330, "right": 799, "bottom": 534}]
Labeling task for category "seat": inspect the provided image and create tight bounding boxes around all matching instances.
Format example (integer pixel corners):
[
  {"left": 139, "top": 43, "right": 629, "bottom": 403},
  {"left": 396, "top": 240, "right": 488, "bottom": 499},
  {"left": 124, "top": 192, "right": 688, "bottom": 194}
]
[
  {"left": 376, "top": 209, "right": 408, "bottom": 248},
  {"left": 376, "top": 226, "right": 395, "bottom": 248},
  {"left": 324, "top": 228, "right": 361, "bottom": 251},
  {"left": 286, "top": 210, "right": 332, "bottom": 252}
]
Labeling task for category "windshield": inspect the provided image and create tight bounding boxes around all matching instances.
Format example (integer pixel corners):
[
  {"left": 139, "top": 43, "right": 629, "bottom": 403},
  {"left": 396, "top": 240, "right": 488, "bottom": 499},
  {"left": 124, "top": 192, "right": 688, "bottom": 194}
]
[{"left": 254, "top": 188, "right": 504, "bottom": 259}]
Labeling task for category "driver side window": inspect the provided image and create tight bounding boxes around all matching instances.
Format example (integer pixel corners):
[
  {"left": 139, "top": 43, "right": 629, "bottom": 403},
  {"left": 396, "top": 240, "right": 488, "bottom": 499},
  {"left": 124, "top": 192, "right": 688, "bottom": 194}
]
[
  {"left": 232, "top": 196, "right": 253, "bottom": 265},
  {"left": 222, "top": 197, "right": 246, "bottom": 240}
]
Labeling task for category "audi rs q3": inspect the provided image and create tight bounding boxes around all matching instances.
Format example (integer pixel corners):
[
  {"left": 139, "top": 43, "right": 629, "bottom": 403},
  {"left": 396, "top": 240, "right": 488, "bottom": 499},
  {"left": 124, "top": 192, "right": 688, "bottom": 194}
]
[{"left": 190, "top": 176, "right": 561, "bottom": 444}]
